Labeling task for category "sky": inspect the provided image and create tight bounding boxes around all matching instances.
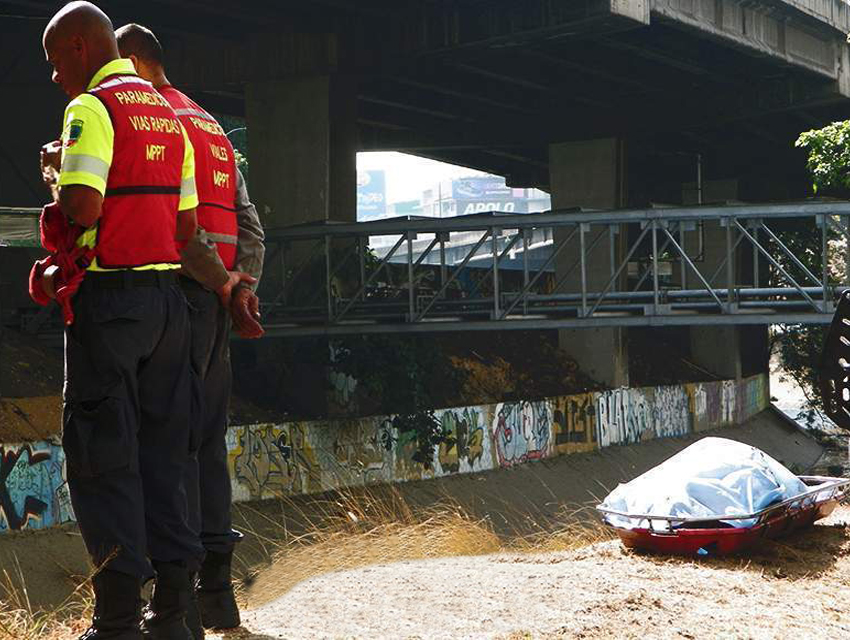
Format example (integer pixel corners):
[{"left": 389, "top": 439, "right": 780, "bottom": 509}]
[{"left": 356, "top": 152, "right": 490, "bottom": 204}]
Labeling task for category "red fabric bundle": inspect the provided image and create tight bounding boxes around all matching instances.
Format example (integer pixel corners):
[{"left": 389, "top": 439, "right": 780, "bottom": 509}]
[{"left": 28, "top": 202, "right": 94, "bottom": 325}]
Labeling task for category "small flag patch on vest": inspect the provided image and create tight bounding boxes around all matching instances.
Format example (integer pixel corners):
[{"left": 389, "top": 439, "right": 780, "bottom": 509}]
[{"left": 65, "top": 119, "right": 84, "bottom": 147}]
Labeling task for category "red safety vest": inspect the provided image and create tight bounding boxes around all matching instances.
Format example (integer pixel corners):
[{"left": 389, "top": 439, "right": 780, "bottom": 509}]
[
  {"left": 160, "top": 85, "right": 238, "bottom": 269},
  {"left": 88, "top": 74, "right": 185, "bottom": 268}
]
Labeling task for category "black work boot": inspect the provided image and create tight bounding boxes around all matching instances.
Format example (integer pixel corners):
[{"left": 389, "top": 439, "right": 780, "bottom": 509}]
[
  {"left": 197, "top": 550, "right": 240, "bottom": 629},
  {"left": 184, "top": 574, "right": 205, "bottom": 640},
  {"left": 140, "top": 561, "right": 194, "bottom": 640},
  {"left": 78, "top": 570, "right": 143, "bottom": 640}
]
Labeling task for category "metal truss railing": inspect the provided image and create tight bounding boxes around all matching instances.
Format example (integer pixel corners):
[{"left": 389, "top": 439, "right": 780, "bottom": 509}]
[{"left": 258, "top": 201, "right": 850, "bottom": 337}]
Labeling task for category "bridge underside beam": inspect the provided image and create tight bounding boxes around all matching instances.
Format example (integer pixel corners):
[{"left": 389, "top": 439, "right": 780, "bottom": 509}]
[
  {"left": 651, "top": 0, "right": 844, "bottom": 85},
  {"left": 2, "top": 0, "right": 850, "bottom": 204},
  {"left": 261, "top": 312, "right": 836, "bottom": 339}
]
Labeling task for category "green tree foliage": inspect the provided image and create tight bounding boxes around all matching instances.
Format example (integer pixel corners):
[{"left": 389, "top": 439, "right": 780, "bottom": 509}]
[
  {"left": 796, "top": 121, "right": 850, "bottom": 195},
  {"left": 778, "top": 122, "right": 850, "bottom": 424}
]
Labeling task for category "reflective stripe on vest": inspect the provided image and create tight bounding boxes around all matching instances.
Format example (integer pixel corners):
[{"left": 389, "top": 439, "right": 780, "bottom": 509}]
[
  {"left": 88, "top": 74, "right": 185, "bottom": 269},
  {"left": 160, "top": 86, "right": 238, "bottom": 269}
]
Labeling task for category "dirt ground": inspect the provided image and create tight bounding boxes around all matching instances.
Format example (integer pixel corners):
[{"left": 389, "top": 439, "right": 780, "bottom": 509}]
[
  {"left": 0, "top": 328, "right": 64, "bottom": 440},
  {"left": 235, "top": 506, "right": 850, "bottom": 640},
  {"left": 0, "top": 328, "right": 63, "bottom": 398}
]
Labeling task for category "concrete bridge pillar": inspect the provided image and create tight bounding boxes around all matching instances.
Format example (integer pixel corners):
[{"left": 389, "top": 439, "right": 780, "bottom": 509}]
[
  {"left": 549, "top": 138, "right": 629, "bottom": 388},
  {"left": 245, "top": 33, "right": 357, "bottom": 230}
]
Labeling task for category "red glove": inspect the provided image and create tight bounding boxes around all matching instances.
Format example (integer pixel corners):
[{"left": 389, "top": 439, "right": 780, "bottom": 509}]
[
  {"left": 28, "top": 257, "right": 54, "bottom": 306},
  {"left": 29, "top": 202, "right": 93, "bottom": 325},
  {"left": 39, "top": 201, "right": 77, "bottom": 252}
]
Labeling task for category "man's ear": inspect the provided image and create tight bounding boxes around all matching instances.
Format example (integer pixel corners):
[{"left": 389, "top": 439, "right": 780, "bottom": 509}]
[
  {"left": 70, "top": 34, "right": 85, "bottom": 56},
  {"left": 127, "top": 53, "right": 139, "bottom": 72}
]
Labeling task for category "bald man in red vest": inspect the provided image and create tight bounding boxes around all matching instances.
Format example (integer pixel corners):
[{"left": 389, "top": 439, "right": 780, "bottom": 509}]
[{"left": 42, "top": 3, "right": 208, "bottom": 638}]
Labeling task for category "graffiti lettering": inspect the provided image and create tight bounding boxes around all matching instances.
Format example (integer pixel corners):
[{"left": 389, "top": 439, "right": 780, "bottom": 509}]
[
  {"left": 436, "top": 407, "right": 494, "bottom": 475},
  {"left": 0, "top": 443, "right": 70, "bottom": 532},
  {"left": 493, "top": 401, "right": 552, "bottom": 467},
  {"left": 552, "top": 393, "right": 596, "bottom": 454},
  {"left": 654, "top": 386, "right": 690, "bottom": 439},
  {"left": 596, "top": 389, "right": 654, "bottom": 447}
]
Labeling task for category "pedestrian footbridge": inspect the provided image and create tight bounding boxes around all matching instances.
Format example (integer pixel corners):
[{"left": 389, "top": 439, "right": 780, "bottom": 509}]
[{"left": 260, "top": 200, "right": 850, "bottom": 337}]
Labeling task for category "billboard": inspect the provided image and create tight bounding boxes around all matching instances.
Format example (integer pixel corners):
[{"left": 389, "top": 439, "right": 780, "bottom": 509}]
[
  {"left": 451, "top": 176, "right": 512, "bottom": 199},
  {"left": 357, "top": 170, "right": 386, "bottom": 220},
  {"left": 456, "top": 199, "right": 528, "bottom": 215}
]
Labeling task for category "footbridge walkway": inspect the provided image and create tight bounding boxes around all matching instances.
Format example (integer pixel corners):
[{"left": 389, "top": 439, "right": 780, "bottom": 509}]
[{"left": 260, "top": 201, "right": 850, "bottom": 337}]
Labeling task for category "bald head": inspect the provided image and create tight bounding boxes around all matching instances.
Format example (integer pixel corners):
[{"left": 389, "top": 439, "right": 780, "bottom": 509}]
[{"left": 43, "top": 2, "right": 119, "bottom": 98}]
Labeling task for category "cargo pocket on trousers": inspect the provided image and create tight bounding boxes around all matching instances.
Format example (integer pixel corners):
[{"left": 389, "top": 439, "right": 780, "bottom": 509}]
[{"left": 62, "top": 396, "right": 132, "bottom": 478}]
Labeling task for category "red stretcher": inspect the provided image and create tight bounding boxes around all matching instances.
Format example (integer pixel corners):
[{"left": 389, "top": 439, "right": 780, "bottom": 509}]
[{"left": 596, "top": 476, "right": 850, "bottom": 557}]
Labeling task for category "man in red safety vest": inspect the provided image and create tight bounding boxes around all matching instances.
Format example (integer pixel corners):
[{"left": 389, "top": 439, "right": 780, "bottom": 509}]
[
  {"left": 40, "top": 3, "right": 221, "bottom": 638},
  {"left": 115, "top": 23, "right": 266, "bottom": 636}
]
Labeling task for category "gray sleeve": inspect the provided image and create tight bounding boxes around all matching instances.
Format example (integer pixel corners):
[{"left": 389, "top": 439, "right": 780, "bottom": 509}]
[
  {"left": 233, "top": 168, "right": 265, "bottom": 288},
  {"left": 179, "top": 224, "right": 229, "bottom": 291}
]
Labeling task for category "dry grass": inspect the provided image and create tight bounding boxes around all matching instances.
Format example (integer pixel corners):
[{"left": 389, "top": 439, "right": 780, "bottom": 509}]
[
  {"left": 0, "top": 555, "right": 91, "bottom": 640},
  {"left": 0, "top": 485, "right": 609, "bottom": 639},
  {"left": 241, "top": 487, "right": 612, "bottom": 608}
]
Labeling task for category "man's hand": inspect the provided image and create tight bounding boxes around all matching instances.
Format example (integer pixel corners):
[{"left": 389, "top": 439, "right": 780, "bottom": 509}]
[
  {"left": 231, "top": 286, "right": 264, "bottom": 338},
  {"left": 216, "top": 271, "right": 257, "bottom": 308},
  {"left": 40, "top": 140, "right": 62, "bottom": 195}
]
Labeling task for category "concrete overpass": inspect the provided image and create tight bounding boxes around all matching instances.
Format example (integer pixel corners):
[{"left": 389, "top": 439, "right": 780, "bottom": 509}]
[
  {"left": 1, "top": 0, "right": 850, "bottom": 211},
  {"left": 3, "top": 0, "right": 850, "bottom": 389}
]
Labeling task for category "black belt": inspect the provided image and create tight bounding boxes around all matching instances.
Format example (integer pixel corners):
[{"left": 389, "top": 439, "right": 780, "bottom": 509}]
[
  {"left": 84, "top": 270, "right": 177, "bottom": 290},
  {"left": 177, "top": 274, "right": 208, "bottom": 291}
]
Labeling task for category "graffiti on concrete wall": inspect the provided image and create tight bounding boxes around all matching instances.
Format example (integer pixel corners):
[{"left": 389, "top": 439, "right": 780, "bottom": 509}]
[
  {"left": 552, "top": 393, "right": 596, "bottom": 454},
  {"left": 232, "top": 378, "right": 735, "bottom": 495},
  {"left": 739, "top": 375, "right": 769, "bottom": 422},
  {"left": 688, "top": 383, "right": 711, "bottom": 432},
  {"left": 721, "top": 381, "right": 736, "bottom": 425},
  {"left": 435, "top": 406, "right": 495, "bottom": 475},
  {"left": 315, "top": 418, "right": 395, "bottom": 489},
  {"left": 0, "top": 442, "right": 72, "bottom": 532},
  {"left": 596, "top": 388, "right": 654, "bottom": 448},
  {"left": 654, "top": 386, "right": 690, "bottom": 439},
  {"left": 687, "top": 376, "right": 769, "bottom": 433},
  {"left": 228, "top": 423, "right": 322, "bottom": 501},
  {"left": 0, "top": 374, "right": 773, "bottom": 535},
  {"left": 493, "top": 401, "right": 553, "bottom": 467}
]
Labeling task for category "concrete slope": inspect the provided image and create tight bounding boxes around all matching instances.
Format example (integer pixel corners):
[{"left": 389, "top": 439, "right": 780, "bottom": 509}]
[{"left": 355, "top": 405, "right": 826, "bottom": 538}]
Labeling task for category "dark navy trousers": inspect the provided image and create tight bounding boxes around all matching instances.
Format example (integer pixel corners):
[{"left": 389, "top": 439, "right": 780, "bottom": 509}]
[
  {"left": 180, "top": 277, "right": 240, "bottom": 554},
  {"left": 63, "top": 273, "right": 204, "bottom": 579}
]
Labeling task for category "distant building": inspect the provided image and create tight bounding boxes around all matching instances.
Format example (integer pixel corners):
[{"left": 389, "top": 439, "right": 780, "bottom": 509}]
[
  {"left": 356, "top": 170, "right": 387, "bottom": 221},
  {"left": 358, "top": 173, "right": 550, "bottom": 222},
  {"left": 369, "top": 175, "right": 554, "bottom": 262}
]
